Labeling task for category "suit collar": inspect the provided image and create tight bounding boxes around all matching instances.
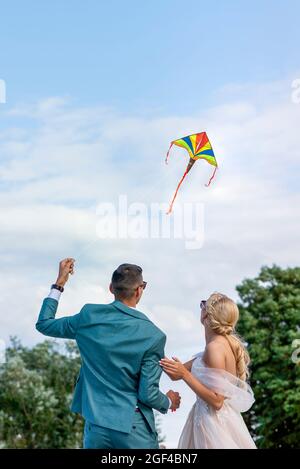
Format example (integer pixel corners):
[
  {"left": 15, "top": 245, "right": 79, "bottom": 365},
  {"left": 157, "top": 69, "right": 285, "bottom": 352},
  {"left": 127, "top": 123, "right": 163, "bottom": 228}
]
[{"left": 112, "top": 300, "right": 150, "bottom": 322}]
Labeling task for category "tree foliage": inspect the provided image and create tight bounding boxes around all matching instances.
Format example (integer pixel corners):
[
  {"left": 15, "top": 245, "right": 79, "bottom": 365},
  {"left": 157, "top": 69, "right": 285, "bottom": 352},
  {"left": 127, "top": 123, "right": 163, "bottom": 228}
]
[
  {"left": 0, "top": 337, "right": 165, "bottom": 448},
  {"left": 0, "top": 338, "right": 83, "bottom": 448},
  {"left": 236, "top": 265, "right": 300, "bottom": 448}
]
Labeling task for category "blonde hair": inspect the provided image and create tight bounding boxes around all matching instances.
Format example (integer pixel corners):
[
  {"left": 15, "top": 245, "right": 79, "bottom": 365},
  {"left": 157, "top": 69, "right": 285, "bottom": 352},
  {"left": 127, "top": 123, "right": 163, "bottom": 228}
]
[{"left": 205, "top": 292, "right": 250, "bottom": 381}]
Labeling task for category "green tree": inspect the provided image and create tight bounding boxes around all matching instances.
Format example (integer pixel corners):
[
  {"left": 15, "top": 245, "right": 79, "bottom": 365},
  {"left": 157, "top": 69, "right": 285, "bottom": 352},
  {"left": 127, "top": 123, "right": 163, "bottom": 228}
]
[
  {"left": 236, "top": 265, "right": 300, "bottom": 448},
  {"left": 0, "top": 338, "right": 167, "bottom": 448},
  {"left": 0, "top": 338, "right": 83, "bottom": 448}
]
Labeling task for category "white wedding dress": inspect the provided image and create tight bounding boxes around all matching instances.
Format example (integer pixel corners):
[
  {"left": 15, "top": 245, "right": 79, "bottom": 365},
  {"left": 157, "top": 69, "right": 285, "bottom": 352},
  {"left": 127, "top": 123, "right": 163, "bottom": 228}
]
[{"left": 178, "top": 353, "right": 257, "bottom": 449}]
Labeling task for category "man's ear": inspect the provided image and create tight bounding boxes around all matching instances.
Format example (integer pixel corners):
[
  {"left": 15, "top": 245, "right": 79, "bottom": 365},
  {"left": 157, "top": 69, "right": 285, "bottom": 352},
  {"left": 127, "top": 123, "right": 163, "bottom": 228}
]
[
  {"left": 135, "top": 286, "right": 142, "bottom": 301},
  {"left": 109, "top": 283, "right": 114, "bottom": 294}
]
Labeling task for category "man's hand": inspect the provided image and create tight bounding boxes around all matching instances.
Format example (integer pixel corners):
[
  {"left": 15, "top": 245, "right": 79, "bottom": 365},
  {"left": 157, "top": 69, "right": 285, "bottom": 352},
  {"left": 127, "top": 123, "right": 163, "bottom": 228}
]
[
  {"left": 55, "top": 258, "right": 75, "bottom": 287},
  {"left": 166, "top": 390, "right": 181, "bottom": 412}
]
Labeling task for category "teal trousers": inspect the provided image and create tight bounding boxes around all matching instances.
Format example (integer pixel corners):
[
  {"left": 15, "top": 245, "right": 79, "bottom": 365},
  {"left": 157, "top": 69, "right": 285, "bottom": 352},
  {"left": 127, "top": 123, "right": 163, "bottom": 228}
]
[{"left": 83, "top": 411, "right": 159, "bottom": 449}]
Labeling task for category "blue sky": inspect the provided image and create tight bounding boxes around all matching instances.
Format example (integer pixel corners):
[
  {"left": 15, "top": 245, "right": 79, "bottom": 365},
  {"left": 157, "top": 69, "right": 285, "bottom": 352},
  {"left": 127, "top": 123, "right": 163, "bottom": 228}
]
[
  {"left": 0, "top": 0, "right": 300, "bottom": 448},
  {"left": 1, "top": 0, "right": 299, "bottom": 113}
]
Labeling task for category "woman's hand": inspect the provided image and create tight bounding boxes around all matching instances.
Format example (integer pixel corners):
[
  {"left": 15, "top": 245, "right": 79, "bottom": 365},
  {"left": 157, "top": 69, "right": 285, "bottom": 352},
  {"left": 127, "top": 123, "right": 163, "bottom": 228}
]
[{"left": 159, "top": 357, "right": 189, "bottom": 381}]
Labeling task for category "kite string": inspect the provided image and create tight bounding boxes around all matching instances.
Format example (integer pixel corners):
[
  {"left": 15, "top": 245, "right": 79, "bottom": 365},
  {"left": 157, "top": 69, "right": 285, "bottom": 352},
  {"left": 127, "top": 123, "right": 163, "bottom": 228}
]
[
  {"left": 205, "top": 166, "right": 217, "bottom": 187},
  {"left": 167, "top": 168, "right": 189, "bottom": 214}
]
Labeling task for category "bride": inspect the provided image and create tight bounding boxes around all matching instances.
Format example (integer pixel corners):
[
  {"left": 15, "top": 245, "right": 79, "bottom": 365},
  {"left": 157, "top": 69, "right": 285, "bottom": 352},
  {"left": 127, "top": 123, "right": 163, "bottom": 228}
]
[{"left": 160, "top": 292, "right": 256, "bottom": 449}]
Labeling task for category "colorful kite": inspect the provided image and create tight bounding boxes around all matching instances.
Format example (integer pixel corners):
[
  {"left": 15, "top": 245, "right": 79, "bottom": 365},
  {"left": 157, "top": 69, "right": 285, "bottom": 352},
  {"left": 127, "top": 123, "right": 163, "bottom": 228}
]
[{"left": 165, "top": 132, "right": 217, "bottom": 213}]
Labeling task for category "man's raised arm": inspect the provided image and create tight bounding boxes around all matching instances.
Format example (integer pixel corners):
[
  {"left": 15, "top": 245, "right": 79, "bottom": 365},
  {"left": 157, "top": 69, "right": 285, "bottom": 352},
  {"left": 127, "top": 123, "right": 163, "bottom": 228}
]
[{"left": 36, "top": 258, "right": 81, "bottom": 339}]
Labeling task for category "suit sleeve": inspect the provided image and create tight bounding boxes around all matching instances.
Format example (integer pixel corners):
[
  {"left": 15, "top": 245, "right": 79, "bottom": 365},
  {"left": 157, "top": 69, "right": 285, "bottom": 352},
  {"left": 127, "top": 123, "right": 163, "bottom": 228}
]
[
  {"left": 35, "top": 297, "right": 82, "bottom": 339},
  {"left": 137, "top": 333, "right": 170, "bottom": 414}
]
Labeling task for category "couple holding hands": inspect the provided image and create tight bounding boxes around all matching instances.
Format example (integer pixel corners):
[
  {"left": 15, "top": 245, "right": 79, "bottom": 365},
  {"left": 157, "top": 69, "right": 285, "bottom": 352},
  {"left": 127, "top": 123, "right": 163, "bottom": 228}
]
[{"left": 36, "top": 258, "right": 256, "bottom": 449}]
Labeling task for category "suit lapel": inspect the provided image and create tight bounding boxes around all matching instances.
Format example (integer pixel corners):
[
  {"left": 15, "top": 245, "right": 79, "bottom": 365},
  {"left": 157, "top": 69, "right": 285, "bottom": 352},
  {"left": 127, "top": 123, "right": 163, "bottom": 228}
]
[{"left": 112, "top": 300, "right": 151, "bottom": 323}]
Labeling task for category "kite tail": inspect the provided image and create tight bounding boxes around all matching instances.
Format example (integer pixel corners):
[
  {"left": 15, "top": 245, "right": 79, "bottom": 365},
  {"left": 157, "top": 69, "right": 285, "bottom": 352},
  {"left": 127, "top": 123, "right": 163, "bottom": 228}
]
[
  {"left": 165, "top": 142, "right": 173, "bottom": 164},
  {"left": 166, "top": 168, "right": 189, "bottom": 214},
  {"left": 205, "top": 166, "right": 217, "bottom": 187}
]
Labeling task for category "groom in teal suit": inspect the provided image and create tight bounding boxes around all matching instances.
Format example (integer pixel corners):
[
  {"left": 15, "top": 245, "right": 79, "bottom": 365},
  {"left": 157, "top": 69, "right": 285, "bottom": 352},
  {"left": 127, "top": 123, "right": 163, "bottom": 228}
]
[{"left": 36, "top": 258, "right": 181, "bottom": 449}]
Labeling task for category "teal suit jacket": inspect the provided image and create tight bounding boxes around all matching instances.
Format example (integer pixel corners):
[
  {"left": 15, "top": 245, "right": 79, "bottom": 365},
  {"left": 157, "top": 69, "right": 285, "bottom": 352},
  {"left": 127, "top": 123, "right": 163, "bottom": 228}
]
[{"left": 36, "top": 298, "right": 169, "bottom": 434}]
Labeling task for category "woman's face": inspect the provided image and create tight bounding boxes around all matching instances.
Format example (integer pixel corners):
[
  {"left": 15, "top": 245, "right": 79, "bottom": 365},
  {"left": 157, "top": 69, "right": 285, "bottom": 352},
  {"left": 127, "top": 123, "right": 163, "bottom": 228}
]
[{"left": 200, "top": 300, "right": 207, "bottom": 324}]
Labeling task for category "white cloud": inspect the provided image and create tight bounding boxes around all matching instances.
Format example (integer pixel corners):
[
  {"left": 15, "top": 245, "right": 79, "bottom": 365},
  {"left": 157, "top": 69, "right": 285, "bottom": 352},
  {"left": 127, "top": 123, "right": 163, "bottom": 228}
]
[{"left": 0, "top": 78, "right": 299, "bottom": 446}]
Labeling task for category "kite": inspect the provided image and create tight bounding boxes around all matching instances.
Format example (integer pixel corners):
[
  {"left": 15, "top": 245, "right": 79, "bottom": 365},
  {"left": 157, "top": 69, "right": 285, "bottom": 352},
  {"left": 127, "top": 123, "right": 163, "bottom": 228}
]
[{"left": 165, "top": 132, "right": 217, "bottom": 214}]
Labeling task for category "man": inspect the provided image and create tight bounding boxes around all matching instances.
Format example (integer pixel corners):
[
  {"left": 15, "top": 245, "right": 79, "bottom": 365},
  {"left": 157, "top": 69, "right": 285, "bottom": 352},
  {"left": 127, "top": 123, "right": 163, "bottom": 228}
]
[{"left": 36, "top": 258, "right": 181, "bottom": 449}]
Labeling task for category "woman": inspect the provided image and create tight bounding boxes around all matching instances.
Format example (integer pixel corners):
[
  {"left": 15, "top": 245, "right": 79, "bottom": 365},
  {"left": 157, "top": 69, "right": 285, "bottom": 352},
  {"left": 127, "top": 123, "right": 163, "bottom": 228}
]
[{"left": 160, "top": 292, "right": 256, "bottom": 449}]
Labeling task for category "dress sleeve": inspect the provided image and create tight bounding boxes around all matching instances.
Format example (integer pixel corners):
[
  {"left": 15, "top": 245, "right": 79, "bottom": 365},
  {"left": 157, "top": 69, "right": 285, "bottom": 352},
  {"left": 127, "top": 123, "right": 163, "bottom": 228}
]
[{"left": 193, "top": 360, "right": 255, "bottom": 413}]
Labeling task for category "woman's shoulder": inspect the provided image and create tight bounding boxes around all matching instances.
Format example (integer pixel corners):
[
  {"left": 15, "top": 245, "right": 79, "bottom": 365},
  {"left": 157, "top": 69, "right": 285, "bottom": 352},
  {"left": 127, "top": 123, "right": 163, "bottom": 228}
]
[{"left": 203, "top": 340, "right": 227, "bottom": 369}]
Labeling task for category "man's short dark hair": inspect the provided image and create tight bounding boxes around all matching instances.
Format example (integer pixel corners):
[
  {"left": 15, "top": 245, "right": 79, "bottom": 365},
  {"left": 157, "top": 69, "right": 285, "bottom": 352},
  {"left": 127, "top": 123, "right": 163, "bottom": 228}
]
[{"left": 111, "top": 264, "right": 143, "bottom": 300}]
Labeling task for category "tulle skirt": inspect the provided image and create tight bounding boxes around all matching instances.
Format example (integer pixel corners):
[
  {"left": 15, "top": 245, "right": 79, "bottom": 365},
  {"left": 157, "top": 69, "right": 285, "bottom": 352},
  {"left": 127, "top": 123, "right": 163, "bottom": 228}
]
[{"left": 178, "top": 400, "right": 256, "bottom": 449}]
